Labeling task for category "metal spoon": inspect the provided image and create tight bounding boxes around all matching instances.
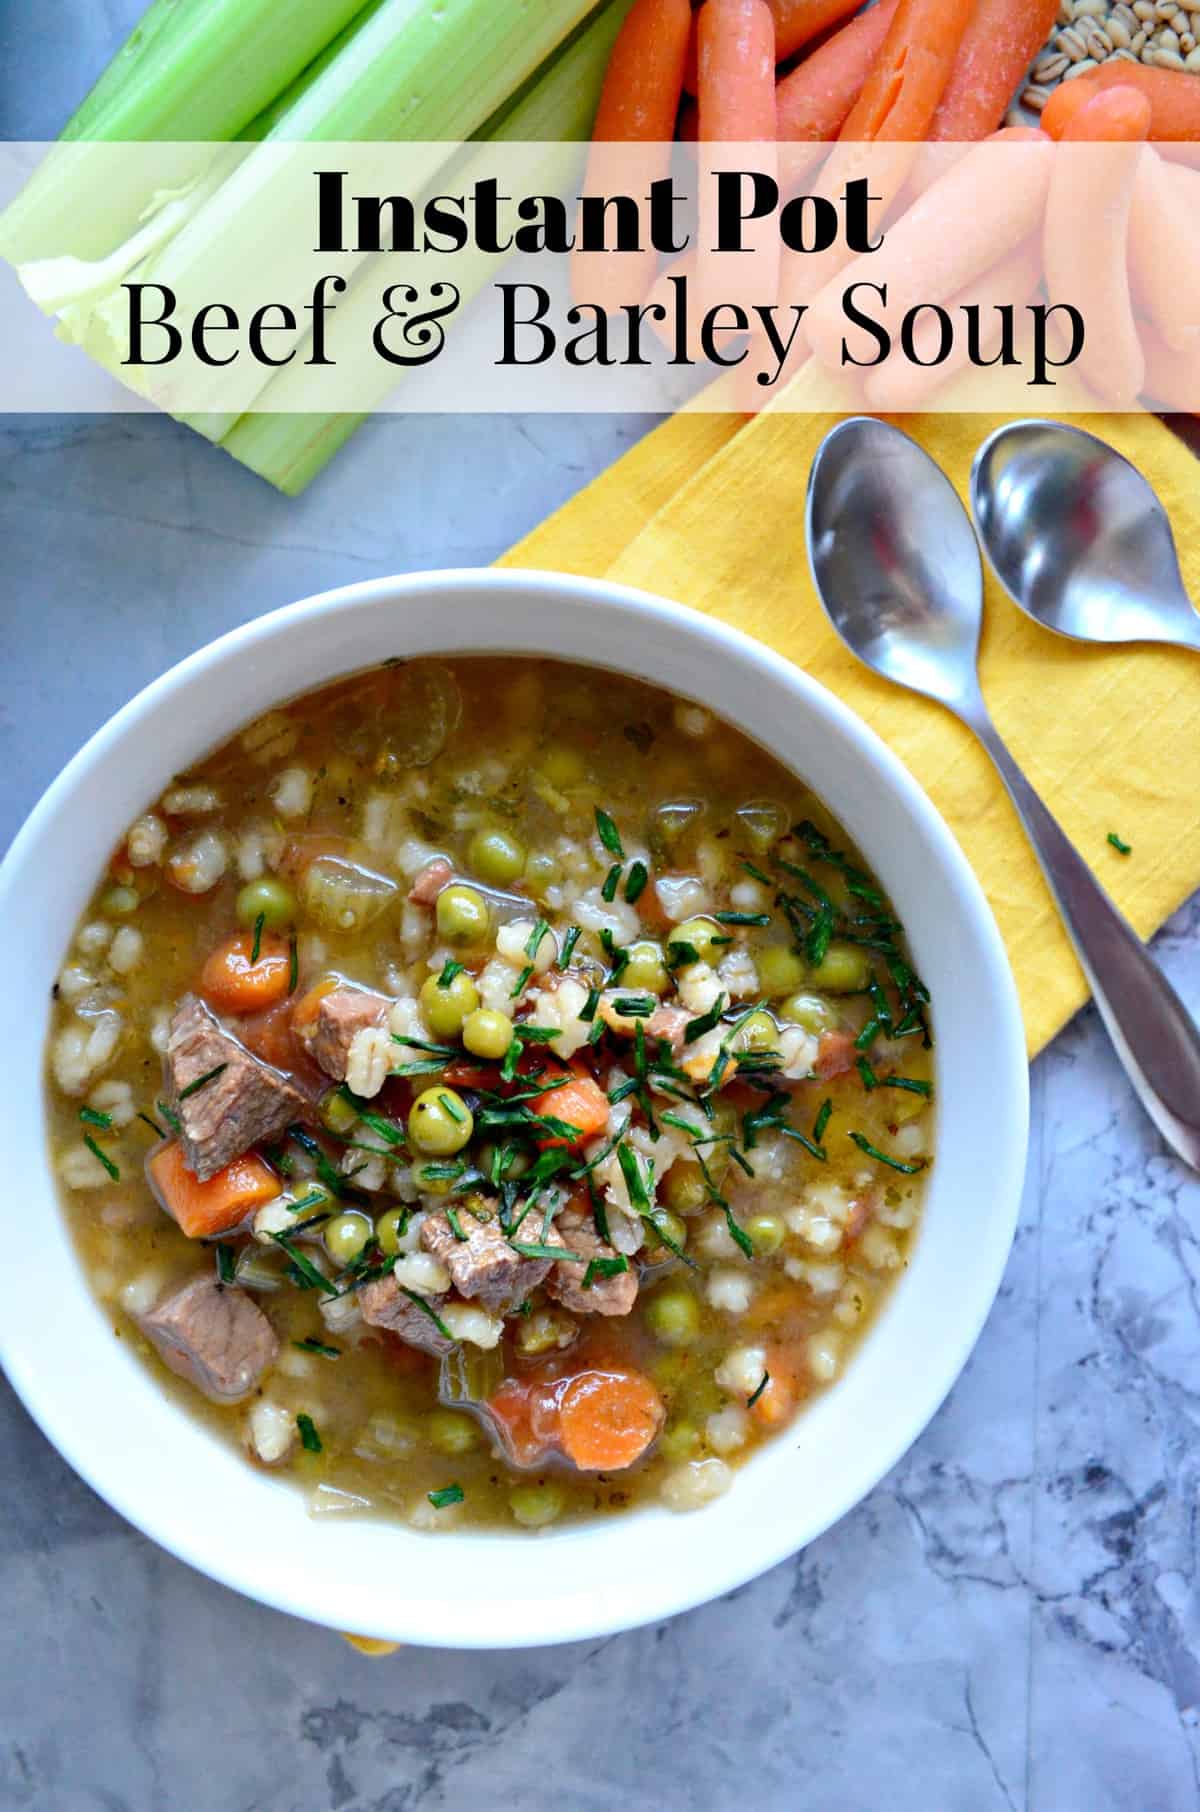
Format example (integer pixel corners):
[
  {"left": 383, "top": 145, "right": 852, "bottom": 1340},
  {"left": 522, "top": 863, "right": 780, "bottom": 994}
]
[
  {"left": 806, "top": 415, "right": 1200, "bottom": 1172},
  {"left": 970, "top": 418, "right": 1200, "bottom": 650}
]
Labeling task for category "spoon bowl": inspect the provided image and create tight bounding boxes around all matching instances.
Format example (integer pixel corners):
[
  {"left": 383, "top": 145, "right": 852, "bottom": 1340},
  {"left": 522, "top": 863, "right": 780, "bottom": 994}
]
[{"left": 970, "top": 419, "right": 1200, "bottom": 651}]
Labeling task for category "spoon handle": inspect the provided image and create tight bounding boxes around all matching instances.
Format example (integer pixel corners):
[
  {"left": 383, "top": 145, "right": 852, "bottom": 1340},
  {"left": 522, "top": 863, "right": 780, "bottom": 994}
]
[{"left": 967, "top": 710, "right": 1200, "bottom": 1169}]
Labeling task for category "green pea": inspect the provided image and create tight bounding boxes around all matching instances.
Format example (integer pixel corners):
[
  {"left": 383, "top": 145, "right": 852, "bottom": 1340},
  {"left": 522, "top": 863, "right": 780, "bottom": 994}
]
[
  {"left": 541, "top": 745, "right": 586, "bottom": 788},
  {"left": 436, "top": 883, "right": 491, "bottom": 948},
  {"left": 376, "top": 1207, "right": 411, "bottom": 1257},
  {"left": 235, "top": 876, "right": 296, "bottom": 931},
  {"left": 318, "top": 1087, "right": 359, "bottom": 1137},
  {"left": 780, "top": 991, "right": 837, "bottom": 1035},
  {"left": 426, "top": 1408, "right": 482, "bottom": 1456},
  {"left": 462, "top": 1008, "right": 514, "bottom": 1061},
  {"left": 408, "top": 1087, "right": 474, "bottom": 1156},
  {"left": 662, "top": 1160, "right": 709, "bottom": 1216},
  {"left": 323, "top": 1212, "right": 374, "bottom": 1267},
  {"left": 468, "top": 826, "right": 526, "bottom": 887},
  {"left": 509, "top": 1482, "right": 566, "bottom": 1528},
  {"left": 523, "top": 851, "right": 561, "bottom": 897},
  {"left": 731, "top": 1009, "right": 781, "bottom": 1055},
  {"left": 746, "top": 1211, "right": 785, "bottom": 1256},
  {"left": 420, "top": 970, "right": 479, "bottom": 1039},
  {"left": 644, "top": 1287, "right": 702, "bottom": 1347},
  {"left": 644, "top": 1209, "right": 688, "bottom": 1255},
  {"left": 671, "top": 915, "right": 727, "bottom": 966},
  {"left": 621, "top": 939, "right": 669, "bottom": 995},
  {"left": 756, "top": 944, "right": 807, "bottom": 998},
  {"left": 807, "top": 941, "right": 871, "bottom": 994},
  {"left": 660, "top": 1420, "right": 702, "bottom": 1462}
]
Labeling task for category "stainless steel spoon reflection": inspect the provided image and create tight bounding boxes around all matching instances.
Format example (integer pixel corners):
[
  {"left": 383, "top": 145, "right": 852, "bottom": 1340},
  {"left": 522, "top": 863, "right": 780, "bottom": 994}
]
[
  {"left": 970, "top": 418, "right": 1200, "bottom": 650},
  {"left": 806, "top": 415, "right": 1200, "bottom": 1172}
]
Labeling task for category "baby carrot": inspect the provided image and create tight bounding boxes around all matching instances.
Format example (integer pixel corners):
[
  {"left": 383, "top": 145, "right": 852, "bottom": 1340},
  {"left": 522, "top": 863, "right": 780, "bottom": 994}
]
[
  {"left": 557, "top": 1368, "right": 665, "bottom": 1471},
  {"left": 696, "top": 0, "right": 780, "bottom": 317},
  {"left": 1043, "top": 62, "right": 1200, "bottom": 153},
  {"left": 805, "top": 128, "right": 1051, "bottom": 372},
  {"left": 928, "top": 0, "right": 1061, "bottom": 141},
  {"left": 148, "top": 1140, "right": 279, "bottom": 1240},
  {"left": 1129, "top": 150, "right": 1200, "bottom": 353},
  {"left": 768, "top": 0, "right": 874, "bottom": 62},
  {"left": 573, "top": 0, "right": 692, "bottom": 313},
  {"left": 1043, "top": 85, "right": 1149, "bottom": 407},
  {"left": 838, "top": 0, "right": 975, "bottom": 143},
  {"left": 775, "top": 0, "right": 899, "bottom": 143},
  {"left": 200, "top": 930, "right": 292, "bottom": 1014}
]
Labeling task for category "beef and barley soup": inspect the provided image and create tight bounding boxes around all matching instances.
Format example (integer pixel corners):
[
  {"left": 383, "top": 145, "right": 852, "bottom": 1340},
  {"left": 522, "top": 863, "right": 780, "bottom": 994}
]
[{"left": 46, "top": 657, "right": 934, "bottom": 1530}]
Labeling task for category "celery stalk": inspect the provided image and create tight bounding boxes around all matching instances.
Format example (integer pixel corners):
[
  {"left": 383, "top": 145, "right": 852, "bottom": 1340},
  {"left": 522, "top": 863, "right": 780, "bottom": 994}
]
[
  {"left": 0, "top": 0, "right": 372, "bottom": 263},
  {"left": 220, "top": 0, "right": 635, "bottom": 494}
]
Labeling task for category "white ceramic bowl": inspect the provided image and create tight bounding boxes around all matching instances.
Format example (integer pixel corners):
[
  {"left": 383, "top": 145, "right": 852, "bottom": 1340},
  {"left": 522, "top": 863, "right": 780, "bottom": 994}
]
[{"left": 0, "top": 569, "right": 1028, "bottom": 1648}]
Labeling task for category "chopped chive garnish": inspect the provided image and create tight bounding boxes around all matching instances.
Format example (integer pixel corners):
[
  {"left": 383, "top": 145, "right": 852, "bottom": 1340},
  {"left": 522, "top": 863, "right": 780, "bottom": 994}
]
[
  {"left": 740, "top": 859, "right": 773, "bottom": 886},
  {"left": 813, "top": 1098, "right": 833, "bottom": 1144},
  {"left": 510, "top": 964, "right": 535, "bottom": 999},
  {"left": 525, "top": 919, "right": 550, "bottom": 960},
  {"left": 624, "top": 861, "right": 649, "bottom": 904},
  {"left": 296, "top": 1413, "right": 323, "bottom": 1454},
  {"left": 288, "top": 932, "right": 299, "bottom": 994},
  {"left": 400, "top": 1288, "right": 456, "bottom": 1340},
  {"left": 582, "top": 1254, "right": 629, "bottom": 1289},
  {"left": 747, "top": 1371, "right": 771, "bottom": 1409},
  {"left": 177, "top": 1062, "right": 227, "bottom": 1101},
  {"left": 724, "top": 1207, "right": 754, "bottom": 1259},
  {"left": 287, "top": 1190, "right": 329, "bottom": 1216},
  {"left": 137, "top": 1110, "right": 165, "bottom": 1139},
  {"left": 336, "top": 1089, "right": 405, "bottom": 1148},
  {"left": 445, "top": 1206, "right": 468, "bottom": 1241},
  {"left": 1108, "top": 832, "right": 1132, "bottom": 855},
  {"left": 580, "top": 987, "right": 601, "bottom": 1024},
  {"left": 560, "top": 925, "right": 582, "bottom": 968},
  {"left": 79, "top": 1105, "right": 112, "bottom": 1129},
  {"left": 849, "top": 1131, "right": 927, "bottom": 1175},
  {"left": 715, "top": 911, "right": 771, "bottom": 926},
  {"left": 666, "top": 938, "right": 700, "bottom": 969},
  {"left": 509, "top": 1240, "right": 586, "bottom": 1263},
  {"left": 428, "top": 1483, "right": 464, "bottom": 1509},
  {"left": 215, "top": 1242, "right": 236, "bottom": 1285},
  {"left": 608, "top": 1078, "right": 639, "bottom": 1105},
  {"left": 250, "top": 911, "right": 265, "bottom": 965},
  {"left": 293, "top": 1337, "right": 340, "bottom": 1359},
  {"left": 391, "top": 1035, "right": 458, "bottom": 1058},
  {"left": 601, "top": 863, "right": 623, "bottom": 903},
  {"left": 83, "top": 1134, "right": 119, "bottom": 1181},
  {"left": 156, "top": 1099, "right": 182, "bottom": 1134},
  {"left": 612, "top": 995, "right": 656, "bottom": 1018},
  {"left": 595, "top": 807, "right": 624, "bottom": 858},
  {"left": 616, "top": 1143, "right": 650, "bottom": 1215},
  {"left": 684, "top": 992, "right": 728, "bottom": 1044},
  {"left": 419, "top": 1160, "right": 469, "bottom": 1182},
  {"left": 879, "top": 1076, "right": 933, "bottom": 1098},
  {"left": 856, "top": 1056, "right": 878, "bottom": 1090},
  {"left": 437, "top": 1092, "right": 466, "bottom": 1124},
  {"left": 270, "top": 1234, "right": 338, "bottom": 1295},
  {"left": 438, "top": 958, "right": 465, "bottom": 987},
  {"left": 854, "top": 1017, "right": 881, "bottom": 1053}
]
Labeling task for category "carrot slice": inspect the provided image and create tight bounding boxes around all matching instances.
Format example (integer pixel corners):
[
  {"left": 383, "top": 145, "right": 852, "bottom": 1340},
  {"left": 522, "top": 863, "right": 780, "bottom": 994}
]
[
  {"left": 927, "top": 0, "right": 1060, "bottom": 141},
  {"left": 558, "top": 1368, "right": 665, "bottom": 1471},
  {"left": 200, "top": 931, "right": 292, "bottom": 1014},
  {"left": 533, "top": 1065, "right": 611, "bottom": 1148},
  {"left": 147, "top": 1140, "right": 279, "bottom": 1240}
]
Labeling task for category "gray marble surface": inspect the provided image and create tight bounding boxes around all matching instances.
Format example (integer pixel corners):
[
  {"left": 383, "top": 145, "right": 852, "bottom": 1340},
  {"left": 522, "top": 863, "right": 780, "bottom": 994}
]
[{"left": 4, "top": 13, "right": 1200, "bottom": 1812}]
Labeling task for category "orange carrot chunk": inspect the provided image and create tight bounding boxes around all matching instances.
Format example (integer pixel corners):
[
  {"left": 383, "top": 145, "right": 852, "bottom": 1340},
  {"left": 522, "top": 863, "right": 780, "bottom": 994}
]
[
  {"left": 698, "top": 0, "right": 778, "bottom": 142},
  {"left": 148, "top": 1140, "right": 279, "bottom": 1240},
  {"left": 558, "top": 1368, "right": 666, "bottom": 1471},
  {"left": 533, "top": 1065, "right": 611, "bottom": 1149},
  {"left": 767, "top": 0, "right": 872, "bottom": 63},
  {"left": 838, "top": 0, "right": 974, "bottom": 142},
  {"left": 1042, "top": 61, "right": 1200, "bottom": 151},
  {"left": 200, "top": 931, "right": 292, "bottom": 1014},
  {"left": 927, "top": 0, "right": 1061, "bottom": 141}
]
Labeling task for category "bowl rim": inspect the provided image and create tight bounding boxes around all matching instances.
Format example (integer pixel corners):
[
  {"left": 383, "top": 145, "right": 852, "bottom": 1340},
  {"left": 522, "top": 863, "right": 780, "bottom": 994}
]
[{"left": 0, "top": 565, "right": 1029, "bottom": 1647}]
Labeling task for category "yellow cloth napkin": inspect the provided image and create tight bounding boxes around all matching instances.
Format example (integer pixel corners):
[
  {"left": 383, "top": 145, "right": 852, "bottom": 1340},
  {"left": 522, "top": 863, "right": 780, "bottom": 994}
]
[{"left": 499, "top": 400, "right": 1200, "bottom": 1057}]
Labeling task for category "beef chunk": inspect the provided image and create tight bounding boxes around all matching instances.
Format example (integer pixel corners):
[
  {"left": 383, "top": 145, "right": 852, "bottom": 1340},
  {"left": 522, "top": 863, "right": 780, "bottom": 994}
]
[
  {"left": 139, "top": 1274, "right": 278, "bottom": 1402},
  {"left": 295, "top": 984, "right": 389, "bottom": 1083},
  {"left": 408, "top": 857, "right": 452, "bottom": 905},
  {"left": 358, "top": 1273, "right": 457, "bottom": 1357},
  {"left": 421, "top": 1205, "right": 564, "bottom": 1314},
  {"left": 545, "top": 1209, "right": 639, "bottom": 1317},
  {"left": 165, "top": 995, "right": 306, "bottom": 1182}
]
